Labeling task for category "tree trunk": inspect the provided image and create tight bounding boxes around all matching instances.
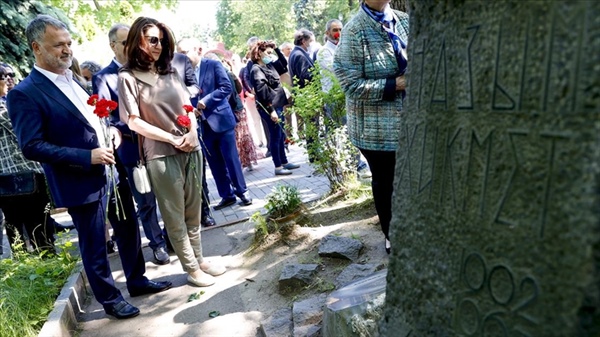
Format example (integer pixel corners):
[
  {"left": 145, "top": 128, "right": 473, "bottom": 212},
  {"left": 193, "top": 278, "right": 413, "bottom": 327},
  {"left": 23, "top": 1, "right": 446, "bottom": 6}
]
[{"left": 390, "top": 0, "right": 409, "bottom": 12}]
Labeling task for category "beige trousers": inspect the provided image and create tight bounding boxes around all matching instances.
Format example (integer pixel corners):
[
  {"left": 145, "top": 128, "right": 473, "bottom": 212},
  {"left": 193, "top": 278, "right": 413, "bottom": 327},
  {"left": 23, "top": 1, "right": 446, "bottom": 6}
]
[{"left": 146, "top": 151, "right": 203, "bottom": 272}]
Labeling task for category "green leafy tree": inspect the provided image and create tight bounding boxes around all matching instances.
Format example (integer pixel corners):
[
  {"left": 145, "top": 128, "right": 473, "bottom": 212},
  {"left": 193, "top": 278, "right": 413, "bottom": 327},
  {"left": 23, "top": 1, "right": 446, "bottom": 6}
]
[
  {"left": 214, "top": 0, "right": 242, "bottom": 52},
  {"left": 320, "top": 0, "right": 360, "bottom": 25},
  {"left": 215, "top": 0, "right": 296, "bottom": 55},
  {"left": 293, "top": 0, "right": 325, "bottom": 33},
  {"left": 0, "top": 0, "right": 68, "bottom": 75},
  {"left": 0, "top": 0, "right": 176, "bottom": 75},
  {"left": 40, "top": 0, "right": 177, "bottom": 42}
]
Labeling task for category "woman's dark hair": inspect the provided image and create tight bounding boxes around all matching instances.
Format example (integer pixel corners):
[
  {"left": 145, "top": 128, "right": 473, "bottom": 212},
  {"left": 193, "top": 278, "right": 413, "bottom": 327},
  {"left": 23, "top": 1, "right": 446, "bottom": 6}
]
[
  {"left": 249, "top": 40, "right": 276, "bottom": 63},
  {"left": 125, "top": 17, "right": 174, "bottom": 74},
  {"left": 0, "top": 65, "right": 6, "bottom": 78}
]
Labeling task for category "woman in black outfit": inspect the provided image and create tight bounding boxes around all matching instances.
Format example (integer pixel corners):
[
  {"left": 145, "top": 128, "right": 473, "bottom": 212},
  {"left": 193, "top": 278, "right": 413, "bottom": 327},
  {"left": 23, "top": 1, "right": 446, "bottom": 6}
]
[{"left": 249, "top": 40, "right": 300, "bottom": 176}]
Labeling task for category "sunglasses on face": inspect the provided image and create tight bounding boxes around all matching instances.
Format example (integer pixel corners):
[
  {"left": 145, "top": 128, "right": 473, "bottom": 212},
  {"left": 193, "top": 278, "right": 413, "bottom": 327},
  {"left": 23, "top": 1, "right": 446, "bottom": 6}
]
[
  {"left": 2, "top": 73, "right": 15, "bottom": 79},
  {"left": 145, "top": 36, "right": 165, "bottom": 47},
  {"left": 113, "top": 40, "right": 126, "bottom": 46}
]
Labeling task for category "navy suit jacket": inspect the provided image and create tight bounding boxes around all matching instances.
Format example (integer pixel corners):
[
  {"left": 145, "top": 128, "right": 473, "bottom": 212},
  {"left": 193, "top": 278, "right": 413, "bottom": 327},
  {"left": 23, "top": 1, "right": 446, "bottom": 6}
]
[
  {"left": 7, "top": 68, "right": 107, "bottom": 208},
  {"left": 289, "top": 45, "right": 314, "bottom": 89},
  {"left": 192, "top": 58, "right": 237, "bottom": 133},
  {"left": 171, "top": 52, "right": 199, "bottom": 98},
  {"left": 92, "top": 60, "right": 139, "bottom": 167}
]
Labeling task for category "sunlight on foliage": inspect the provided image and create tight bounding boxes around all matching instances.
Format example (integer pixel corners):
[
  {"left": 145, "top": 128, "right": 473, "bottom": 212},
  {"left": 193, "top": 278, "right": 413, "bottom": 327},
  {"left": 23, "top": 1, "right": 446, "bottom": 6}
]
[{"left": 0, "top": 236, "right": 78, "bottom": 337}]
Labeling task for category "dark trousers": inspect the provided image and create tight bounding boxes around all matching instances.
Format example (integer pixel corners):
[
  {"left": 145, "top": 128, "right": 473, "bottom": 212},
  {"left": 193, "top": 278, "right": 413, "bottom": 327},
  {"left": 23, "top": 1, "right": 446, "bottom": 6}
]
[
  {"left": 123, "top": 164, "right": 165, "bottom": 250},
  {"left": 68, "top": 188, "right": 148, "bottom": 309},
  {"left": 202, "top": 125, "right": 247, "bottom": 199},
  {"left": 260, "top": 118, "right": 271, "bottom": 150},
  {"left": 259, "top": 107, "right": 288, "bottom": 168},
  {"left": 0, "top": 173, "right": 56, "bottom": 251},
  {"left": 359, "top": 149, "right": 396, "bottom": 240}
]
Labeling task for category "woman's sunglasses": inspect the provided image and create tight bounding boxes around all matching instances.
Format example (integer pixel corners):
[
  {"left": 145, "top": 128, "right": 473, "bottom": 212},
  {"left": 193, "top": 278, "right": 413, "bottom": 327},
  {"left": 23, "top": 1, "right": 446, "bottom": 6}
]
[{"left": 145, "top": 36, "right": 165, "bottom": 47}]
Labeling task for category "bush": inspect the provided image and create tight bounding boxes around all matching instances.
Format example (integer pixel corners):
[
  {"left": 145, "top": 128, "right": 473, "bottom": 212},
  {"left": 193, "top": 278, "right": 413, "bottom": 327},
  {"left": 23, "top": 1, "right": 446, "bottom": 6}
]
[
  {"left": 265, "top": 184, "right": 303, "bottom": 219},
  {"left": 288, "top": 63, "right": 359, "bottom": 192}
]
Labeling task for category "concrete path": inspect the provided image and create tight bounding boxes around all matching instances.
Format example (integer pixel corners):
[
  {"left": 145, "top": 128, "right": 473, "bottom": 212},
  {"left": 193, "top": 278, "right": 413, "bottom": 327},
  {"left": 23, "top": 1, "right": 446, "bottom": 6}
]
[{"left": 33, "top": 144, "right": 330, "bottom": 336}]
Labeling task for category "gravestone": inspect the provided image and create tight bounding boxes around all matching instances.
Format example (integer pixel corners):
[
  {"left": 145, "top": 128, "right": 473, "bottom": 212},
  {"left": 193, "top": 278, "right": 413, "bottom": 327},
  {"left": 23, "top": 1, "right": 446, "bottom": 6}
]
[{"left": 381, "top": 1, "right": 600, "bottom": 336}]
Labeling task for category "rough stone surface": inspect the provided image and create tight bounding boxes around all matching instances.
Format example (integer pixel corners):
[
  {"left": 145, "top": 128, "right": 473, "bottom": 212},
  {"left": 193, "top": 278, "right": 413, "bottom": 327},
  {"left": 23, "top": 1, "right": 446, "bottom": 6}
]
[
  {"left": 318, "top": 235, "right": 363, "bottom": 261},
  {"left": 293, "top": 294, "right": 327, "bottom": 337},
  {"left": 382, "top": 1, "right": 600, "bottom": 336},
  {"left": 259, "top": 308, "right": 292, "bottom": 337},
  {"left": 279, "top": 264, "right": 319, "bottom": 292},
  {"left": 335, "top": 264, "right": 379, "bottom": 288}
]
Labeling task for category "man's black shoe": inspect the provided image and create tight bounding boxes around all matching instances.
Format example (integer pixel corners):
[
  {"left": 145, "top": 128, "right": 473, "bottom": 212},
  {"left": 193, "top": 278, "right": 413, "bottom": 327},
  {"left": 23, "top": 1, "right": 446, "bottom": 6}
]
[
  {"left": 239, "top": 192, "right": 253, "bottom": 206},
  {"left": 105, "top": 300, "right": 140, "bottom": 319},
  {"left": 202, "top": 215, "right": 217, "bottom": 227},
  {"left": 129, "top": 280, "right": 173, "bottom": 297},
  {"left": 153, "top": 247, "right": 170, "bottom": 265},
  {"left": 106, "top": 240, "right": 118, "bottom": 254},
  {"left": 213, "top": 198, "right": 236, "bottom": 210},
  {"left": 265, "top": 150, "right": 272, "bottom": 158}
]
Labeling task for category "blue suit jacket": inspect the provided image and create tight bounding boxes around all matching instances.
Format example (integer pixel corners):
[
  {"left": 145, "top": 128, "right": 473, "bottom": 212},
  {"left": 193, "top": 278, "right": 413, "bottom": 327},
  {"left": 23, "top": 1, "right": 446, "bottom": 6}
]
[
  {"left": 192, "top": 58, "right": 237, "bottom": 133},
  {"left": 92, "top": 60, "right": 139, "bottom": 167},
  {"left": 7, "top": 68, "right": 107, "bottom": 208},
  {"left": 172, "top": 52, "right": 199, "bottom": 98}
]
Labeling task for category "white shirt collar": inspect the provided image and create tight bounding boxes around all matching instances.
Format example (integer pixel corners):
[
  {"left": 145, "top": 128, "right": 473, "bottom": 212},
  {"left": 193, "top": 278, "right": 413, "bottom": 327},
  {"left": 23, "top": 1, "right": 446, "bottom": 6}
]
[{"left": 34, "top": 65, "right": 72, "bottom": 83}]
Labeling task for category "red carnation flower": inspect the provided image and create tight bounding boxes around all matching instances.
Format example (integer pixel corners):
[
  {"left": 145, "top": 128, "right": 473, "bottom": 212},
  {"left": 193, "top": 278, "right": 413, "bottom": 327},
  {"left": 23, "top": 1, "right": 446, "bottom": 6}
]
[
  {"left": 87, "top": 94, "right": 99, "bottom": 106},
  {"left": 183, "top": 105, "right": 194, "bottom": 113},
  {"left": 177, "top": 115, "right": 191, "bottom": 129},
  {"left": 92, "top": 98, "right": 118, "bottom": 118}
]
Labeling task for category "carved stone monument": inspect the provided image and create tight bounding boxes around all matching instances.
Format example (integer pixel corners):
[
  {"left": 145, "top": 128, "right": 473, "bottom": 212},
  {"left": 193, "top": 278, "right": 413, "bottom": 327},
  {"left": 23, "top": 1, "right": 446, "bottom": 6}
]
[{"left": 381, "top": 1, "right": 600, "bottom": 336}]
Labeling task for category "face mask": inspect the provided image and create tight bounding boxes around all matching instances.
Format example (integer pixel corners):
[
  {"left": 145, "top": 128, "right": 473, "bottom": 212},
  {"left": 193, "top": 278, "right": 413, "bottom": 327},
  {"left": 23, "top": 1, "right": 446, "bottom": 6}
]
[{"left": 261, "top": 55, "right": 272, "bottom": 64}]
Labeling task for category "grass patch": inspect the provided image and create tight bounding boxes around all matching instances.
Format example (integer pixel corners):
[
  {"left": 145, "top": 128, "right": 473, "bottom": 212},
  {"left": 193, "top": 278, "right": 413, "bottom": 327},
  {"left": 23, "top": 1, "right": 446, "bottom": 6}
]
[{"left": 0, "top": 235, "right": 78, "bottom": 337}]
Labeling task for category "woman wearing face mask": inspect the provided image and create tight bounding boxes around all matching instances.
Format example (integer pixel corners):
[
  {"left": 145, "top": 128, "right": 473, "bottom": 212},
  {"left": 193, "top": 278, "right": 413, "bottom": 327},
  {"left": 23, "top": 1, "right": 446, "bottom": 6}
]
[{"left": 249, "top": 40, "right": 300, "bottom": 176}]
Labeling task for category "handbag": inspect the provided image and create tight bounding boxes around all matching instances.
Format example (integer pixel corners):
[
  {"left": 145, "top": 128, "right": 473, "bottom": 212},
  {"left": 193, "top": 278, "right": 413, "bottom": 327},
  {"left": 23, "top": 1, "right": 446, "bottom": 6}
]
[
  {"left": 0, "top": 171, "right": 38, "bottom": 197},
  {"left": 132, "top": 163, "right": 151, "bottom": 194},
  {"left": 132, "top": 134, "right": 151, "bottom": 194}
]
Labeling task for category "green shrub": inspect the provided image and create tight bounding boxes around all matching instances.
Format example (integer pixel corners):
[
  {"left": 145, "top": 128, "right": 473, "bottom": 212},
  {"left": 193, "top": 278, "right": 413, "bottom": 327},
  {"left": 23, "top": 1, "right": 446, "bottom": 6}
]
[
  {"left": 288, "top": 63, "right": 359, "bottom": 192},
  {"left": 265, "top": 184, "right": 303, "bottom": 219}
]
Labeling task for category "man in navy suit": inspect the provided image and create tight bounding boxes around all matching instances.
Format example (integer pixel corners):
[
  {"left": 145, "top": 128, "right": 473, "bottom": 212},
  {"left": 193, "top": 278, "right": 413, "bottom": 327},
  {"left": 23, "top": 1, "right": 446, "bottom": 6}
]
[
  {"left": 177, "top": 38, "right": 252, "bottom": 210},
  {"left": 171, "top": 52, "right": 216, "bottom": 227},
  {"left": 92, "top": 23, "right": 171, "bottom": 264},
  {"left": 8, "top": 15, "right": 171, "bottom": 319}
]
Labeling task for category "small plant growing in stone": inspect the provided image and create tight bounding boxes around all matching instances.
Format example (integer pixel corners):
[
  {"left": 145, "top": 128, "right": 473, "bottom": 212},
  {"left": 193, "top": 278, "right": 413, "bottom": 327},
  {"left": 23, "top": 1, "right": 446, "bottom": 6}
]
[
  {"left": 249, "top": 211, "right": 280, "bottom": 246},
  {"left": 265, "top": 184, "right": 304, "bottom": 220}
]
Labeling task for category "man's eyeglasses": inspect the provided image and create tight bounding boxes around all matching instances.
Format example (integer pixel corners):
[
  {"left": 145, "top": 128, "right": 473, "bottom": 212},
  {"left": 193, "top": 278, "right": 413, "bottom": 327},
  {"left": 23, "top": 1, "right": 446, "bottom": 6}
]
[
  {"left": 0, "top": 72, "right": 14, "bottom": 80},
  {"left": 112, "top": 40, "right": 126, "bottom": 46},
  {"left": 145, "top": 36, "right": 165, "bottom": 47}
]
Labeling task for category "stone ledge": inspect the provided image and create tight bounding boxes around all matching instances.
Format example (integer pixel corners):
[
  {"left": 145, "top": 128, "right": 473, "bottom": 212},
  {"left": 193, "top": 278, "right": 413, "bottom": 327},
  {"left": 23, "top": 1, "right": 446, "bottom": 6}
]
[{"left": 38, "top": 262, "right": 89, "bottom": 337}]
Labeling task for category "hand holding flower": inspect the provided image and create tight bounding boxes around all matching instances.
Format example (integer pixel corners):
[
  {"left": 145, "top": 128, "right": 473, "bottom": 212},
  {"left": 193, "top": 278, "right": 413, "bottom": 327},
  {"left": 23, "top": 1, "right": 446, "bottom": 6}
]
[
  {"left": 175, "top": 132, "right": 199, "bottom": 152},
  {"left": 91, "top": 147, "right": 115, "bottom": 165}
]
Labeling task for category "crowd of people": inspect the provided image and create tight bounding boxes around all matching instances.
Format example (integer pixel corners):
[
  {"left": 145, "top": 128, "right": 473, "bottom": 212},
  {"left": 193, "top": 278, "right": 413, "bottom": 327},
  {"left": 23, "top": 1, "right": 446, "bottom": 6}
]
[{"left": 0, "top": 0, "right": 406, "bottom": 320}]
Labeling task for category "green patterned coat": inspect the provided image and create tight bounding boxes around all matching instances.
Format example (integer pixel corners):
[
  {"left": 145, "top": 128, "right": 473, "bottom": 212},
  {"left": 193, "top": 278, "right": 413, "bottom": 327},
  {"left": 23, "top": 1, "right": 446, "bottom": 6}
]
[{"left": 333, "top": 8, "right": 409, "bottom": 152}]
